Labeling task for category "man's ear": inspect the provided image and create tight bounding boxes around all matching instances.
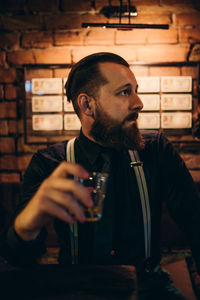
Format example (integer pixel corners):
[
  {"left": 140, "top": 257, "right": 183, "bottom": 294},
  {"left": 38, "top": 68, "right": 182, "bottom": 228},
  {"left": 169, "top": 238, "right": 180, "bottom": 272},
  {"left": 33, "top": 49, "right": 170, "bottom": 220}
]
[{"left": 77, "top": 93, "right": 94, "bottom": 116}]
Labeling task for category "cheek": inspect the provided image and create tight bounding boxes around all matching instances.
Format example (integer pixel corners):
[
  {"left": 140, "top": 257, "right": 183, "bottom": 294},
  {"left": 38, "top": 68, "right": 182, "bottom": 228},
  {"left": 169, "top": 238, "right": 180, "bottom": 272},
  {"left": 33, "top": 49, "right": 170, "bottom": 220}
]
[
  {"left": 112, "top": 102, "right": 129, "bottom": 117},
  {"left": 98, "top": 96, "right": 128, "bottom": 119}
]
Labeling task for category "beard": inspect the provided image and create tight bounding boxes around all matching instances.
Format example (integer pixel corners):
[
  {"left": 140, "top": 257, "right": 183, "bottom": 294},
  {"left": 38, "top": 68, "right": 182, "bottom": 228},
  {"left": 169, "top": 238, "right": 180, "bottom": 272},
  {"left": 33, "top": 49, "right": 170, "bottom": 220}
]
[{"left": 89, "top": 103, "right": 145, "bottom": 150}]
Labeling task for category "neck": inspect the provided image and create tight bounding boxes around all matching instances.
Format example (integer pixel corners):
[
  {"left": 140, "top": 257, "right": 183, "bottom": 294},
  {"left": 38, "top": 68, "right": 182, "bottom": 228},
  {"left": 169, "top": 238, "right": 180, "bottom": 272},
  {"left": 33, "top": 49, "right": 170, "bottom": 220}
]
[
  {"left": 81, "top": 127, "right": 96, "bottom": 143},
  {"left": 81, "top": 126, "right": 105, "bottom": 147}
]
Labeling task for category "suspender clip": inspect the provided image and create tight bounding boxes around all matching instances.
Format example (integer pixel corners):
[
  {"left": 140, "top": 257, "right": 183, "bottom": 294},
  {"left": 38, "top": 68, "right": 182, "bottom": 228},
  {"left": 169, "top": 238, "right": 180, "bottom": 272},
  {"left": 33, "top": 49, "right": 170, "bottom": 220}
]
[{"left": 130, "top": 161, "right": 143, "bottom": 167}]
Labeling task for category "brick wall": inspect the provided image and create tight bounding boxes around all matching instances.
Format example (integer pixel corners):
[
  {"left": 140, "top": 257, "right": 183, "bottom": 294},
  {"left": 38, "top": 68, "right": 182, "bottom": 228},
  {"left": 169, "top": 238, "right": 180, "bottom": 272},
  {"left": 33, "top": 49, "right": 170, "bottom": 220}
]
[{"left": 0, "top": 0, "right": 200, "bottom": 183}]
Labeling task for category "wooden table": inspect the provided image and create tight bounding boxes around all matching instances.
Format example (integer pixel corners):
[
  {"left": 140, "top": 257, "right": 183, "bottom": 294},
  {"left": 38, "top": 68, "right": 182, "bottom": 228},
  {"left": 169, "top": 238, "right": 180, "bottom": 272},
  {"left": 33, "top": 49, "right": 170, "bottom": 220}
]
[{"left": 0, "top": 264, "right": 137, "bottom": 299}]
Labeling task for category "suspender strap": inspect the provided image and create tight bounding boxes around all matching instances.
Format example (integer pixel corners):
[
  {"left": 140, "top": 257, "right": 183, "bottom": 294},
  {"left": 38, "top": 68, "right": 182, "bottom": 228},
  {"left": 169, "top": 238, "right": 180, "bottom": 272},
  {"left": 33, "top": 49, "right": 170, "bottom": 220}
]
[
  {"left": 66, "top": 138, "right": 151, "bottom": 264},
  {"left": 128, "top": 150, "right": 151, "bottom": 260},
  {"left": 66, "top": 138, "right": 79, "bottom": 264}
]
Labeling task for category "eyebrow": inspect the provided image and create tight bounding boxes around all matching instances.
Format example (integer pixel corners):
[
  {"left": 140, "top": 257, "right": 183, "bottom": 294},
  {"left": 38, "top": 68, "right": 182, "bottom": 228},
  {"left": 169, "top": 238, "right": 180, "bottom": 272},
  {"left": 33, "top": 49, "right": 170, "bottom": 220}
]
[{"left": 115, "top": 83, "right": 138, "bottom": 93}]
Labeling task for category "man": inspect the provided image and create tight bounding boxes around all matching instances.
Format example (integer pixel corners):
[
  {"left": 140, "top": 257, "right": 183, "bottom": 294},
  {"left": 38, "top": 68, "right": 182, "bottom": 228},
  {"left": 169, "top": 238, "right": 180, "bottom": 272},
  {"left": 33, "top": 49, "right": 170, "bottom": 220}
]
[{"left": 2, "top": 52, "right": 200, "bottom": 299}]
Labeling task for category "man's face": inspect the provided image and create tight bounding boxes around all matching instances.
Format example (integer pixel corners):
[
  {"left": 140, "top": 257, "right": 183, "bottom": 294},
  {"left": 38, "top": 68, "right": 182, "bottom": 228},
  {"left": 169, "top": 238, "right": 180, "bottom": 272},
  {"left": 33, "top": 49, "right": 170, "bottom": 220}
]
[{"left": 89, "top": 62, "right": 144, "bottom": 150}]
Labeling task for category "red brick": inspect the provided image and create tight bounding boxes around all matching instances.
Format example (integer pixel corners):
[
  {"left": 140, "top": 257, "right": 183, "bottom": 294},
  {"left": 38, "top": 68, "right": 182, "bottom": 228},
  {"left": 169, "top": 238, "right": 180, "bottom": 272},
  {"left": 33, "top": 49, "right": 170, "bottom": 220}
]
[
  {"left": 179, "top": 28, "right": 200, "bottom": 43},
  {"left": 181, "top": 66, "right": 198, "bottom": 79},
  {"left": 0, "top": 69, "right": 16, "bottom": 83},
  {"left": 130, "top": 0, "right": 160, "bottom": 4},
  {"left": 0, "top": 155, "right": 18, "bottom": 170},
  {"left": 7, "top": 50, "right": 35, "bottom": 65},
  {"left": 130, "top": 66, "right": 148, "bottom": 76},
  {"left": 35, "top": 48, "right": 71, "bottom": 64},
  {"left": 44, "top": 13, "right": 107, "bottom": 30},
  {"left": 126, "top": 13, "right": 171, "bottom": 25},
  {"left": 137, "top": 45, "right": 189, "bottom": 62},
  {"left": 17, "top": 120, "right": 24, "bottom": 134},
  {"left": 0, "top": 85, "right": 4, "bottom": 99},
  {"left": 0, "top": 137, "right": 15, "bottom": 153},
  {"left": 181, "top": 154, "right": 200, "bottom": 169},
  {"left": 161, "top": 0, "right": 198, "bottom": 12},
  {"left": 0, "top": 33, "right": 20, "bottom": 50},
  {"left": 5, "top": 84, "right": 17, "bottom": 100},
  {"left": 27, "top": 0, "right": 59, "bottom": 12},
  {"left": 8, "top": 120, "right": 17, "bottom": 134},
  {"left": 54, "top": 31, "right": 84, "bottom": 46},
  {"left": 95, "top": 0, "right": 159, "bottom": 11},
  {"left": 22, "top": 32, "right": 53, "bottom": 48},
  {"left": 8, "top": 48, "right": 71, "bottom": 65},
  {"left": 147, "top": 28, "right": 178, "bottom": 44},
  {"left": 190, "top": 170, "right": 200, "bottom": 184},
  {"left": 26, "top": 136, "right": 48, "bottom": 143},
  {"left": 54, "top": 68, "right": 71, "bottom": 78},
  {"left": 84, "top": 29, "right": 115, "bottom": 45},
  {"left": 0, "top": 0, "right": 25, "bottom": 12},
  {"left": 25, "top": 69, "right": 53, "bottom": 81},
  {"left": 0, "top": 102, "right": 17, "bottom": 118},
  {"left": 176, "top": 13, "right": 200, "bottom": 26},
  {"left": 18, "top": 137, "right": 45, "bottom": 153},
  {"left": 0, "top": 172, "right": 21, "bottom": 183},
  {"left": 149, "top": 66, "right": 181, "bottom": 76},
  {"left": 72, "top": 46, "right": 137, "bottom": 63},
  {"left": 18, "top": 154, "right": 33, "bottom": 170},
  {"left": 0, "top": 52, "right": 6, "bottom": 67},
  {"left": 17, "top": 137, "right": 24, "bottom": 153},
  {"left": 94, "top": 0, "right": 118, "bottom": 10},
  {"left": 116, "top": 30, "right": 147, "bottom": 45},
  {"left": 16, "top": 84, "right": 25, "bottom": 99},
  {"left": 61, "top": 0, "right": 92, "bottom": 11},
  {"left": 44, "top": 14, "right": 80, "bottom": 30},
  {"left": 0, "top": 121, "right": 9, "bottom": 135},
  {"left": 161, "top": 0, "right": 193, "bottom": 4},
  {"left": 1, "top": 15, "right": 43, "bottom": 31}
]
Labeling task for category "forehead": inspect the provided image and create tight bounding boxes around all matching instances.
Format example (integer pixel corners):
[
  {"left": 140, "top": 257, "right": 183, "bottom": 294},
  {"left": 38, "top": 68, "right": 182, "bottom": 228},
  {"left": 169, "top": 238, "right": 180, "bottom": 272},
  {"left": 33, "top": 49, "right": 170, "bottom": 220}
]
[{"left": 98, "top": 62, "right": 136, "bottom": 86}]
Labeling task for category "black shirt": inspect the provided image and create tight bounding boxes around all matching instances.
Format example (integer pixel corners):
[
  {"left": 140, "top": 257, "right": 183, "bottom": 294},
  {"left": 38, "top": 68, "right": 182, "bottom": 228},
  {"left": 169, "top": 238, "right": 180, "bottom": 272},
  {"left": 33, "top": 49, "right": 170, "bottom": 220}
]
[{"left": 4, "top": 130, "right": 200, "bottom": 273}]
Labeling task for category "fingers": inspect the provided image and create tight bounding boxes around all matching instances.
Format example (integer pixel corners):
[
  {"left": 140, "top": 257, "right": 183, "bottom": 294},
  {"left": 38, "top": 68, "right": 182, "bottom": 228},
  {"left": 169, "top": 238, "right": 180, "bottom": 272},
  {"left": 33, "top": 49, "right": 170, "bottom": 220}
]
[
  {"left": 52, "top": 161, "right": 89, "bottom": 180},
  {"left": 39, "top": 197, "right": 76, "bottom": 225},
  {"left": 43, "top": 189, "right": 87, "bottom": 223},
  {"left": 43, "top": 177, "right": 93, "bottom": 208}
]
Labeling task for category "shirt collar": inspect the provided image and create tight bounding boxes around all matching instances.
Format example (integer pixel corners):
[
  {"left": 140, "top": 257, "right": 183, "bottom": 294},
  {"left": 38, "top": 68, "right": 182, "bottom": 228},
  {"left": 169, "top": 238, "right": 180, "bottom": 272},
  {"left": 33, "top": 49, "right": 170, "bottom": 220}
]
[{"left": 77, "top": 130, "right": 110, "bottom": 166}]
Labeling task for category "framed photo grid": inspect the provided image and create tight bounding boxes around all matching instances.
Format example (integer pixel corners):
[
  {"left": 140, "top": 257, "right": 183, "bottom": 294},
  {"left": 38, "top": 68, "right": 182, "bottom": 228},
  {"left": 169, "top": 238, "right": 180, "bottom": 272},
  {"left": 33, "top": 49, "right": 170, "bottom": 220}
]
[{"left": 24, "top": 63, "right": 199, "bottom": 144}]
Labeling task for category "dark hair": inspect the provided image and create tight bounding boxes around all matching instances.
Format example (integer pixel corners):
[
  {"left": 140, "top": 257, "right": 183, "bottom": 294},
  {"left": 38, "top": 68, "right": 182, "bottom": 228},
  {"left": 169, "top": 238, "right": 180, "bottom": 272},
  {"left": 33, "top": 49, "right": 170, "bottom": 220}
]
[{"left": 65, "top": 52, "right": 129, "bottom": 117}]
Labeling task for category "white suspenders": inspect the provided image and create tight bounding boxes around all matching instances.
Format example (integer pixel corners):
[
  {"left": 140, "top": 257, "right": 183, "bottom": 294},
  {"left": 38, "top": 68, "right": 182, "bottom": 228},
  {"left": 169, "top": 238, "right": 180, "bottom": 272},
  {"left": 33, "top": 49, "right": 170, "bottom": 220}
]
[
  {"left": 66, "top": 137, "right": 78, "bottom": 264},
  {"left": 128, "top": 150, "right": 151, "bottom": 260},
  {"left": 66, "top": 138, "right": 151, "bottom": 266}
]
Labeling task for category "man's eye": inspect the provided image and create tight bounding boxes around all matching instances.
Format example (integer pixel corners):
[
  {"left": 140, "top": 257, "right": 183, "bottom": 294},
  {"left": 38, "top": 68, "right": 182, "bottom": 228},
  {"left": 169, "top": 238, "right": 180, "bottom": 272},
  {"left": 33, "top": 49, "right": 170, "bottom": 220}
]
[{"left": 120, "top": 89, "right": 130, "bottom": 96}]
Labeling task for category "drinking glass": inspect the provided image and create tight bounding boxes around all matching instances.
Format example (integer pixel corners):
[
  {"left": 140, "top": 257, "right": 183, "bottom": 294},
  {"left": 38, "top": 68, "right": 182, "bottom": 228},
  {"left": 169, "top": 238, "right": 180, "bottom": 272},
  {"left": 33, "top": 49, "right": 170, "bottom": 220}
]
[{"left": 79, "top": 172, "right": 109, "bottom": 222}]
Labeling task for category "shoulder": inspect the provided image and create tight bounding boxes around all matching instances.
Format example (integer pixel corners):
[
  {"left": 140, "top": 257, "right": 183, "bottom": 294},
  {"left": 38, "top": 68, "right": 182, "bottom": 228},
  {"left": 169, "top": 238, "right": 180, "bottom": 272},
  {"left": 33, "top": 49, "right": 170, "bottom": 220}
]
[
  {"left": 141, "top": 130, "right": 168, "bottom": 149},
  {"left": 140, "top": 130, "right": 174, "bottom": 160},
  {"left": 140, "top": 130, "right": 182, "bottom": 169},
  {"left": 36, "top": 140, "right": 68, "bottom": 163},
  {"left": 23, "top": 140, "right": 69, "bottom": 186}
]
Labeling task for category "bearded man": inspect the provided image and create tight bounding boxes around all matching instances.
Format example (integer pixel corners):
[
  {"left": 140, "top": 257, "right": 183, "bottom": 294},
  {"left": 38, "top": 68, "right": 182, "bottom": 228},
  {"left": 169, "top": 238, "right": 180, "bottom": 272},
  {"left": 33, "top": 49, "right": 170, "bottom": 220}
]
[{"left": 2, "top": 53, "right": 200, "bottom": 300}]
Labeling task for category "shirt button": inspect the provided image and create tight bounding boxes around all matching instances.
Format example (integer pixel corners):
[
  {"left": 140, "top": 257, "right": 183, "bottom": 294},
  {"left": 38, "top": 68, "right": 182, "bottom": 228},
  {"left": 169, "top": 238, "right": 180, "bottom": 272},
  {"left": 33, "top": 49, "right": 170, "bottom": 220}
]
[{"left": 111, "top": 250, "right": 115, "bottom": 256}]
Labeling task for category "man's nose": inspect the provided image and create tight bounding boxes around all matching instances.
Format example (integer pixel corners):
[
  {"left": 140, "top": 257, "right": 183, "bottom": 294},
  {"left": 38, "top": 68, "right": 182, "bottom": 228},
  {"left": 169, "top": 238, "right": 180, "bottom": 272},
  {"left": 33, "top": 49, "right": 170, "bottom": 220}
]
[{"left": 129, "top": 93, "right": 143, "bottom": 111}]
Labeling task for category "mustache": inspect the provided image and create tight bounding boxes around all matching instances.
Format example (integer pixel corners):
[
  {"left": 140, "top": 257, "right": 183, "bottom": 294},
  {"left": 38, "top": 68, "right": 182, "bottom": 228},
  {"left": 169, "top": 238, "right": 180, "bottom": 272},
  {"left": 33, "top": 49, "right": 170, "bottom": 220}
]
[{"left": 124, "top": 112, "right": 139, "bottom": 122}]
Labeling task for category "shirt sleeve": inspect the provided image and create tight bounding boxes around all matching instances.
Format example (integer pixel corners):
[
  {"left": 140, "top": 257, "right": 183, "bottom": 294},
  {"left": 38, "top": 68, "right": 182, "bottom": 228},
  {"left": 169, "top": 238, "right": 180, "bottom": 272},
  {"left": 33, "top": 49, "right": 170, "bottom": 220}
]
[
  {"left": 158, "top": 133, "right": 200, "bottom": 274},
  {"left": 1, "top": 152, "right": 53, "bottom": 266}
]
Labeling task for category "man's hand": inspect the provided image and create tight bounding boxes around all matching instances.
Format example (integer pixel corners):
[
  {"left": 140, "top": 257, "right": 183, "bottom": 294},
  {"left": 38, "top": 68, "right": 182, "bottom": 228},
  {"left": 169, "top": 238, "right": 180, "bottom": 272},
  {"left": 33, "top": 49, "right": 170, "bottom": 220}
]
[{"left": 14, "top": 162, "right": 93, "bottom": 241}]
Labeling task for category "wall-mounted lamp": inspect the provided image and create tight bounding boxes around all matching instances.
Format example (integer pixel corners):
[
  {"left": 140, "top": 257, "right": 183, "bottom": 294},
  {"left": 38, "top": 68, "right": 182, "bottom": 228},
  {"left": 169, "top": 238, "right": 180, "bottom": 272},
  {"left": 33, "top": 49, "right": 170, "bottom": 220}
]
[
  {"left": 82, "top": 0, "right": 169, "bottom": 30},
  {"left": 100, "top": 4, "right": 138, "bottom": 18},
  {"left": 82, "top": 23, "right": 169, "bottom": 29}
]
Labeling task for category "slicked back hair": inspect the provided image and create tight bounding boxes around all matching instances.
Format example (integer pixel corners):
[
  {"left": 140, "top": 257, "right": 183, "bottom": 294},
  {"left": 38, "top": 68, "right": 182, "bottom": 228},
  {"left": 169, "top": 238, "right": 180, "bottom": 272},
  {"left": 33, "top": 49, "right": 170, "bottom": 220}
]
[{"left": 65, "top": 52, "right": 129, "bottom": 118}]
